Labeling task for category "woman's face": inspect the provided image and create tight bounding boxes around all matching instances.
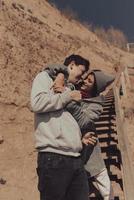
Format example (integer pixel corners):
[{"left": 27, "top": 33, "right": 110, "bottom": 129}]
[{"left": 80, "top": 73, "right": 95, "bottom": 92}]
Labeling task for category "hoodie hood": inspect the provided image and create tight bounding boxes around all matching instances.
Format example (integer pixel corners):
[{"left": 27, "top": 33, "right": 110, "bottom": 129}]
[
  {"left": 44, "top": 64, "right": 69, "bottom": 81},
  {"left": 91, "top": 70, "right": 115, "bottom": 96}
]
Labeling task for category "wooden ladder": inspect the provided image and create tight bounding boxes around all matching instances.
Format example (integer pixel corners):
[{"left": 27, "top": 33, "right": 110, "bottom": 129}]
[{"left": 89, "top": 66, "right": 134, "bottom": 200}]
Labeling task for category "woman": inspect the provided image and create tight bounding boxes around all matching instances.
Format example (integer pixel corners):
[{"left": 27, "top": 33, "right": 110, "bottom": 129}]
[{"left": 45, "top": 65, "right": 114, "bottom": 200}]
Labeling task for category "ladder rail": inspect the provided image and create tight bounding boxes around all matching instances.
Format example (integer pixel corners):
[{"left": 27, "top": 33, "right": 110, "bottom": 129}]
[{"left": 113, "top": 66, "right": 134, "bottom": 200}]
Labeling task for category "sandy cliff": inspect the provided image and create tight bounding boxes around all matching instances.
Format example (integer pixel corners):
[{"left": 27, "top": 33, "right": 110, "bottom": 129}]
[{"left": 0, "top": 0, "right": 134, "bottom": 199}]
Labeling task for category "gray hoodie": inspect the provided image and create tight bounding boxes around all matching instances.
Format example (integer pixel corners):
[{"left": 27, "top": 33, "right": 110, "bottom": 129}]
[{"left": 30, "top": 71, "right": 82, "bottom": 156}]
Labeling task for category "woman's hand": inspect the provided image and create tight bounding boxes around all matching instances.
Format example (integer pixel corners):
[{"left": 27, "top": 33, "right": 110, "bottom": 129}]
[
  {"left": 52, "top": 73, "right": 65, "bottom": 93},
  {"left": 82, "top": 132, "right": 97, "bottom": 146}
]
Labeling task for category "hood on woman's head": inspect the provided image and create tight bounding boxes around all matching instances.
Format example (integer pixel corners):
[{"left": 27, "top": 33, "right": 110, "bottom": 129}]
[{"left": 90, "top": 70, "right": 115, "bottom": 96}]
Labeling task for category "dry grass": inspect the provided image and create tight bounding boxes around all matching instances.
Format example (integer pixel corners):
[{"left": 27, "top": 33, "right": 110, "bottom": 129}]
[
  {"left": 60, "top": 7, "right": 79, "bottom": 21},
  {"left": 49, "top": 2, "right": 78, "bottom": 21},
  {"left": 80, "top": 21, "right": 128, "bottom": 50},
  {"left": 49, "top": 2, "right": 127, "bottom": 50},
  {"left": 94, "top": 26, "right": 128, "bottom": 49}
]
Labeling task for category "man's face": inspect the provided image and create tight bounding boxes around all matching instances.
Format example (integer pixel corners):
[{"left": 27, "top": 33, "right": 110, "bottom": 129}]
[
  {"left": 68, "top": 62, "right": 86, "bottom": 84},
  {"left": 80, "top": 73, "right": 95, "bottom": 92}
]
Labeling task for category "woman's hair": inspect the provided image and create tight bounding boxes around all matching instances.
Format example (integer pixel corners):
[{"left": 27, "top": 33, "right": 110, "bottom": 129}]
[{"left": 86, "top": 72, "right": 97, "bottom": 97}]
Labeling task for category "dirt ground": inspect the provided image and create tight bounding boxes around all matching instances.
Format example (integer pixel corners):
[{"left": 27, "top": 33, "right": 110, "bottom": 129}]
[{"left": 0, "top": 0, "right": 134, "bottom": 199}]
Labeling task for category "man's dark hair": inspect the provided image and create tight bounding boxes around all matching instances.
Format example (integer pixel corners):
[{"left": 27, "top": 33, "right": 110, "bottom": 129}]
[{"left": 64, "top": 54, "right": 90, "bottom": 72}]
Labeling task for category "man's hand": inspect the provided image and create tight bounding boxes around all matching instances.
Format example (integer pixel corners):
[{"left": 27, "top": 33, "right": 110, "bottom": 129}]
[
  {"left": 70, "top": 90, "right": 82, "bottom": 101},
  {"left": 82, "top": 132, "right": 97, "bottom": 146},
  {"left": 53, "top": 84, "right": 65, "bottom": 93}
]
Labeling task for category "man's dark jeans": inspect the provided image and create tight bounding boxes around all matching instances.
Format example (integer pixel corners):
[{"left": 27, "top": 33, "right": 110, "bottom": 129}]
[{"left": 37, "top": 152, "right": 89, "bottom": 200}]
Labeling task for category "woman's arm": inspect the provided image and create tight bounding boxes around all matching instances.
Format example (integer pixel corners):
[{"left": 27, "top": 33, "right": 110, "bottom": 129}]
[
  {"left": 66, "top": 101, "right": 95, "bottom": 133},
  {"left": 66, "top": 100, "right": 103, "bottom": 134},
  {"left": 44, "top": 64, "right": 69, "bottom": 80}
]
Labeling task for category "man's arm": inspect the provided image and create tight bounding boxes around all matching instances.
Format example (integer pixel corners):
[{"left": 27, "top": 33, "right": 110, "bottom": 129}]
[
  {"left": 30, "top": 71, "right": 72, "bottom": 113},
  {"left": 31, "top": 71, "right": 82, "bottom": 113}
]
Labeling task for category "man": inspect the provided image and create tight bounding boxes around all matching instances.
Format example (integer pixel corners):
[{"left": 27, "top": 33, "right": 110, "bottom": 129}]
[{"left": 30, "top": 54, "right": 93, "bottom": 200}]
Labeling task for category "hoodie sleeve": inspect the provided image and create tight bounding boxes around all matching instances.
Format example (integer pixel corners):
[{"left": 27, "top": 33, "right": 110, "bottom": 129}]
[
  {"left": 66, "top": 101, "right": 95, "bottom": 134},
  {"left": 81, "top": 96, "right": 104, "bottom": 121},
  {"left": 82, "top": 103, "right": 103, "bottom": 121},
  {"left": 66, "top": 100, "right": 103, "bottom": 134},
  {"left": 45, "top": 64, "right": 69, "bottom": 80},
  {"left": 30, "top": 71, "right": 72, "bottom": 113}
]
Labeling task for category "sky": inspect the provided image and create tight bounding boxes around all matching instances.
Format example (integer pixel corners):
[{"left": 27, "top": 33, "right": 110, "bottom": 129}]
[{"left": 49, "top": 0, "right": 134, "bottom": 42}]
